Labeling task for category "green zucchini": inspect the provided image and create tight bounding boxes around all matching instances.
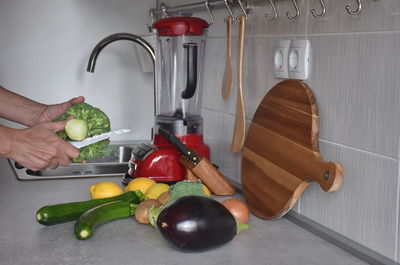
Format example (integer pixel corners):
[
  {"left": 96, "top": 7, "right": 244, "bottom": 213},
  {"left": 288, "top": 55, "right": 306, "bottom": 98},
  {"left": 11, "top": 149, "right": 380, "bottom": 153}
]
[
  {"left": 36, "top": 190, "right": 144, "bottom": 226},
  {"left": 74, "top": 200, "right": 137, "bottom": 240}
]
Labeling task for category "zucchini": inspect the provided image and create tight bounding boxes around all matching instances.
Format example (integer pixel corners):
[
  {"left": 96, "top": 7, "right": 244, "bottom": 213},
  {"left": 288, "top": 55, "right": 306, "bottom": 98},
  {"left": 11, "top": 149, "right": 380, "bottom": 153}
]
[
  {"left": 74, "top": 200, "right": 137, "bottom": 240},
  {"left": 36, "top": 190, "right": 144, "bottom": 226}
]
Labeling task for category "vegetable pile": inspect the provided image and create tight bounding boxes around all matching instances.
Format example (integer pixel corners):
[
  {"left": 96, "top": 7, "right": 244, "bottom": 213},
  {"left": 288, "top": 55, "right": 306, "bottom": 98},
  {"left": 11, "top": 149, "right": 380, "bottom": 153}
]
[
  {"left": 55, "top": 102, "right": 111, "bottom": 162},
  {"left": 35, "top": 179, "right": 250, "bottom": 250}
]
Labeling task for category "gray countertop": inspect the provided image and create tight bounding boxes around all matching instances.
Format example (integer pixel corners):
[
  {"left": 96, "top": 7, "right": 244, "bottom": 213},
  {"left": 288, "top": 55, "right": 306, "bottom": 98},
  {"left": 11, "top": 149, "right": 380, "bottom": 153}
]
[{"left": 0, "top": 158, "right": 367, "bottom": 265}]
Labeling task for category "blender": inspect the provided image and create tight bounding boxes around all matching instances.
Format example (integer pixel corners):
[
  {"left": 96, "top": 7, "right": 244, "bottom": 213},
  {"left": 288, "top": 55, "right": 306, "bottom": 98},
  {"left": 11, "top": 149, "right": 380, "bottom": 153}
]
[
  {"left": 127, "top": 16, "right": 210, "bottom": 183},
  {"left": 86, "top": 15, "right": 211, "bottom": 184}
]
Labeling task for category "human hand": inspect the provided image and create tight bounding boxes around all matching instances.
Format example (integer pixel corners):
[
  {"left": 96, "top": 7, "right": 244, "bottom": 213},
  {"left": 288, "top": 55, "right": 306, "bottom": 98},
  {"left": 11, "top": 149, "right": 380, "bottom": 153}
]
[
  {"left": 9, "top": 121, "right": 80, "bottom": 170},
  {"left": 35, "top": 96, "right": 85, "bottom": 124}
]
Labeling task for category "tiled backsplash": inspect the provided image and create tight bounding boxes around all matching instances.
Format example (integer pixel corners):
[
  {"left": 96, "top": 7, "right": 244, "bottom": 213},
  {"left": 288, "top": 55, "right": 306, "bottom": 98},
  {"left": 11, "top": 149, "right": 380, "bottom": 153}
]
[{"left": 162, "top": 0, "right": 400, "bottom": 261}]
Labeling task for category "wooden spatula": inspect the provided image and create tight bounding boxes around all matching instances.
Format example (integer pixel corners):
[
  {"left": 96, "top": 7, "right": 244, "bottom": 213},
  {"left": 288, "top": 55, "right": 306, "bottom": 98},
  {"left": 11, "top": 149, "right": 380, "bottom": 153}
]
[
  {"left": 231, "top": 15, "right": 246, "bottom": 153},
  {"left": 221, "top": 16, "right": 232, "bottom": 100}
]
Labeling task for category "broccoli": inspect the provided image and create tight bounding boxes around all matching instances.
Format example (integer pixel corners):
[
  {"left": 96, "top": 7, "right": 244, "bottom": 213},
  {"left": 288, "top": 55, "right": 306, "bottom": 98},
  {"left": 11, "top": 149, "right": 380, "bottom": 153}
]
[
  {"left": 169, "top": 180, "right": 208, "bottom": 200},
  {"left": 55, "top": 102, "right": 111, "bottom": 162}
]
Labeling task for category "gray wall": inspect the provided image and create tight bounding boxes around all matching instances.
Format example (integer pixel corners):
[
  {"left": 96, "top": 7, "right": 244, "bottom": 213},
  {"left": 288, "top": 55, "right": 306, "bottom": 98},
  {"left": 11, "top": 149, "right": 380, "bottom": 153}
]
[
  {"left": 0, "top": 0, "right": 156, "bottom": 141},
  {"left": 162, "top": 0, "right": 400, "bottom": 262}
]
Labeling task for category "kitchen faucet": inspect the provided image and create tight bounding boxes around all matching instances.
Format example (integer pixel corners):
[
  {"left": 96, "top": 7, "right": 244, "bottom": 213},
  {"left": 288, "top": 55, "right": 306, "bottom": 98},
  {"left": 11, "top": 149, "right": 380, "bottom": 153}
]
[
  {"left": 87, "top": 32, "right": 155, "bottom": 72},
  {"left": 86, "top": 32, "right": 156, "bottom": 115}
]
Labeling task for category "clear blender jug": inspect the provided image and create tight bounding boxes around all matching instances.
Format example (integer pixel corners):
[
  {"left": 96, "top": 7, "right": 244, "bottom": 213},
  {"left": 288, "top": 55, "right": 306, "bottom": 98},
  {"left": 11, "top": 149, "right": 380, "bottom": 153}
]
[{"left": 152, "top": 16, "right": 209, "bottom": 135}]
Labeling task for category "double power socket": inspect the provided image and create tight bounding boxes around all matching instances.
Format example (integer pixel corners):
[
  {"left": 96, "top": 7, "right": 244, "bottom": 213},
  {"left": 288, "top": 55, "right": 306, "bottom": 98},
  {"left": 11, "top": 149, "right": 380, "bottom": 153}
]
[{"left": 273, "top": 39, "right": 310, "bottom": 80}]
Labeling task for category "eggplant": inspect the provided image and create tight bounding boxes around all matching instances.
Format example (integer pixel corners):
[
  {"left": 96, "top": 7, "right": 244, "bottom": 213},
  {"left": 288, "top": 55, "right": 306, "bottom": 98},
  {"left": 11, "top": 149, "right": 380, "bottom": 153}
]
[{"left": 156, "top": 195, "right": 237, "bottom": 251}]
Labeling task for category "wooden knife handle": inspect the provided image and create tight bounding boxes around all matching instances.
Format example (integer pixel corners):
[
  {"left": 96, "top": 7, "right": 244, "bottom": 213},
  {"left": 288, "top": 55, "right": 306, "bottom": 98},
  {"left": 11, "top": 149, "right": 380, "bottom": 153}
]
[
  {"left": 185, "top": 168, "right": 199, "bottom": 182},
  {"left": 179, "top": 156, "right": 236, "bottom": 195}
]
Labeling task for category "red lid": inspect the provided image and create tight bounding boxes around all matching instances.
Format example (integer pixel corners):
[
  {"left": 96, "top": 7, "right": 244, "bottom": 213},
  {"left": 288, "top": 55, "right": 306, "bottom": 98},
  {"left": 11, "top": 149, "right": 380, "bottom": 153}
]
[{"left": 152, "top": 17, "right": 209, "bottom": 36}]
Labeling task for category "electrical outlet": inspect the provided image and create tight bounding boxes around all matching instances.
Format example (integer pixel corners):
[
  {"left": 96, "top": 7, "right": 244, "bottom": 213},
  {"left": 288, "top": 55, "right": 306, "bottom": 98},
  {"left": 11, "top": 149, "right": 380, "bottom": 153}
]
[
  {"left": 288, "top": 40, "right": 310, "bottom": 80},
  {"left": 273, "top": 40, "right": 290, "bottom": 79}
]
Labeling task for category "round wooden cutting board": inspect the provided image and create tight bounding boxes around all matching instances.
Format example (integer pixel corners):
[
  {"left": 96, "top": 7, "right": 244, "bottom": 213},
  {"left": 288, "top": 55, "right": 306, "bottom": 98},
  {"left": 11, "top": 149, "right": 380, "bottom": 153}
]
[{"left": 241, "top": 80, "right": 343, "bottom": 219}]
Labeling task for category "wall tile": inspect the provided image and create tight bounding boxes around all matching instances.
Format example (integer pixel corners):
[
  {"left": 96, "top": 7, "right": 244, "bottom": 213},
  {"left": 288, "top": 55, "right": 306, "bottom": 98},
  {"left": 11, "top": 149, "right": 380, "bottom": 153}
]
[
  {"left": 300, "top": 140, "right": 398, "bottom": 259},
  {"left": 202, "top": 37, "right": 238, "bottom": 114},
  {"left": 308, "top": 0, "right": 400, "bottom": 34},
  {"left": 202, "top": 108, "right": 242, "bottom": 184},
  {"left": 307, "top": 33, "right": 400, "bottom": 158}
]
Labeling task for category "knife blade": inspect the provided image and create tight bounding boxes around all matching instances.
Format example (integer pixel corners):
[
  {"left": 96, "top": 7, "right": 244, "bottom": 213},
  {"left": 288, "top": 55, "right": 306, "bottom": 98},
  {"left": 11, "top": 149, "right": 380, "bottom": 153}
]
[
  {"left": 69, "top": 129, "right": 131, "bottom": 149},
  {"left": 158, "top": 127, "right": 236, "bottom": 195}
]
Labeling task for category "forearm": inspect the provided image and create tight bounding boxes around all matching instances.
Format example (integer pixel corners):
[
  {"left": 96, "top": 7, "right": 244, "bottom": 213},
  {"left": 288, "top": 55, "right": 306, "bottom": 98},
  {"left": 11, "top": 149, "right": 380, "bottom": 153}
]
[
  {"left": 0, "top": 125, "right": 14, "bottom": 158},
  {"left": 0, "top": 85, "right": 46, "bottom": 126}
]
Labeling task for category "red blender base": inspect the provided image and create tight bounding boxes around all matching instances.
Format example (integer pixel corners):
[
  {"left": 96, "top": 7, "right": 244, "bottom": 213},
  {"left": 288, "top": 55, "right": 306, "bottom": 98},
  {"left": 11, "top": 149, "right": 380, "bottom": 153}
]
[{"left": 127, "top": 133, "right": 210, "bottom": 183}]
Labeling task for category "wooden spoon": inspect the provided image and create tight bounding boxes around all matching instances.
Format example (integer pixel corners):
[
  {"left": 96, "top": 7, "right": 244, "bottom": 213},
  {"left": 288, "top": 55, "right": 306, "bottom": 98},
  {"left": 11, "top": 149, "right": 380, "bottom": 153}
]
[
  {"left": 231, "top": 15, "right": 246, "bottom": 153},
  {"left": 221, "top": 16, "right": 232, "bottom": 100}
]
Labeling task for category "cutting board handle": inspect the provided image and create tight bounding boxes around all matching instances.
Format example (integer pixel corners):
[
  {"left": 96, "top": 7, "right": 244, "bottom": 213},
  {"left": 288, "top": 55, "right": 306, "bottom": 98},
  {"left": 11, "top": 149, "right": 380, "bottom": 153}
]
[{"left": 312, "top": 161, "right": 343, "bottom": 192}]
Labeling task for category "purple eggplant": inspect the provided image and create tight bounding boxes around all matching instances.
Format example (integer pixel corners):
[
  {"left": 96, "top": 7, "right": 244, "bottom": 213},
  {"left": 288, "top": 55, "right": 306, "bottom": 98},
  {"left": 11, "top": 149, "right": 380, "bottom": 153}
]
[{"left": 156, "top": 195, "right": 237, "bottom": 251}]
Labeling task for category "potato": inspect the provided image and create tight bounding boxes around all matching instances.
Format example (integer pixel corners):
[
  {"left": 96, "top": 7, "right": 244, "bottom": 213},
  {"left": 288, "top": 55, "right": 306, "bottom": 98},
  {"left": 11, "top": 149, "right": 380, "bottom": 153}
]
[{"left": 135, "top": 199, "right": 162, "bottom": 224}]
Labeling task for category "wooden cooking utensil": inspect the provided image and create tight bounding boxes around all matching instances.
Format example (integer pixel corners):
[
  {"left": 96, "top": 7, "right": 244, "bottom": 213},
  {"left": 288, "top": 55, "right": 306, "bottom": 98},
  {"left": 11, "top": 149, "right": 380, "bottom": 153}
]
[
  {"left": 241, "top": 80, "right": 344, "bottom": 219},
  {"left": 221, "top": 16, "right": 232, "bottom": 100},
  {"left": 231, "top": 15, "right": 246, "bottom": 153}
]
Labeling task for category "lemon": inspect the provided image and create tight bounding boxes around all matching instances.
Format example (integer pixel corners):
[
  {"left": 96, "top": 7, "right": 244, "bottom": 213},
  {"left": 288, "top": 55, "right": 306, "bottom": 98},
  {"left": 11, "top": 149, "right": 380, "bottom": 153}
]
[
  {"left": 125, "top": 177, "right": 157, "bottom": 194},
  {"left": 145, "top": 183, "right": 170, "bottom": 200},
  {"left": 202, "top": 184, "right": 211, "bottom": 197},
  {"left": 90, "top": 181, "right": 123, "bottom": 199}
]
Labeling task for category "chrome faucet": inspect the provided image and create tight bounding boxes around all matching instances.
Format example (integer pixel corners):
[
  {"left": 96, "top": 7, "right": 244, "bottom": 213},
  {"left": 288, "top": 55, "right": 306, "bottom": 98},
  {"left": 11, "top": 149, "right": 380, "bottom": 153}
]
[
  {"left": 86, "top": 33, "right": 156, "bottom": 115},
  {"left": 87, "top": 33, "right": 155, "bottom": 72}
]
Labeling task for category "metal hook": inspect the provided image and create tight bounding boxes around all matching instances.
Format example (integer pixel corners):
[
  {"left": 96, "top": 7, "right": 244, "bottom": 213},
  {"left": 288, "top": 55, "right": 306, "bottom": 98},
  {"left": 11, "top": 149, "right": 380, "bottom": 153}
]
[
  {"left": 286, "top": 0, "right": 300, "bottom": 20},
  {"left": 311, "top": 0, "right": 326, "bottom": 18},
  {"left": 346, "top": 0, "right": 362, "bottom": 15},
  {"left": 160, "top": 3, "right": 168, "bottom": 18},
  {"left": 224, "top": 0, "right": 235, "bottom": 22},
  {"left": 265, "top": 0, "right": 278, "bottom": 21},
  {"left": 205, "top": 0, "right": 214, "bottom": 25},
  {"left": 236, "top": 0, "right": 248, "bottom": 23}
]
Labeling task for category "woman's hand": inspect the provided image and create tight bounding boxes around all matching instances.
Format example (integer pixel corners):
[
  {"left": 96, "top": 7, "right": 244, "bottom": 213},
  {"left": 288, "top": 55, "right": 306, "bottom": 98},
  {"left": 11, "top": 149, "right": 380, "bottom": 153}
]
[
  {"left": 8, "top": 121, "right": 80, "bottom": 170},
  {"left": 35, "top": 96, "right": 85, "bottom": 124}
]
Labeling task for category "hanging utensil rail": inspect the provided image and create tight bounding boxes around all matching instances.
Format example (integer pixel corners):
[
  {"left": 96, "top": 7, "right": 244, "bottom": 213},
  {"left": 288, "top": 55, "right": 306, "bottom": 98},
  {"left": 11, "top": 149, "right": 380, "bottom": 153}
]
[{"left": 150, "top": 0, "right": 249, "bottom": 22}]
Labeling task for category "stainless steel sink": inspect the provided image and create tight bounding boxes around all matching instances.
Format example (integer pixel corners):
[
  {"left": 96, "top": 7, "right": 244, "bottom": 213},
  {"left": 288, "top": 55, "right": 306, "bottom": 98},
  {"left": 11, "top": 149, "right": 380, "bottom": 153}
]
[{"left": 9, "top": 143, "right": 140, "bottom": 180}]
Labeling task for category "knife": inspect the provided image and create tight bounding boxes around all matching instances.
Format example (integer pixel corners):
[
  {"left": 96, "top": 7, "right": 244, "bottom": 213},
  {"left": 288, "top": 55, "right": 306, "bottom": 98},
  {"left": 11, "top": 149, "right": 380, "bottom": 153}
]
[
  {"left": 158, "top": 127, "right": 236, "bottom": 195},
  {"left": 69, "top": 129, "right": 131, "bottom": 149}
]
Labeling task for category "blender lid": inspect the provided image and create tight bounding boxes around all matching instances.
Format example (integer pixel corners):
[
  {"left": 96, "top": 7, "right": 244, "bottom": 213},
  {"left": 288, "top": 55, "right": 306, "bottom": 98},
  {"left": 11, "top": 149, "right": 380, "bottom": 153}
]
[{"left": 152, "top": 17, "right": 209, "bottom": 36}]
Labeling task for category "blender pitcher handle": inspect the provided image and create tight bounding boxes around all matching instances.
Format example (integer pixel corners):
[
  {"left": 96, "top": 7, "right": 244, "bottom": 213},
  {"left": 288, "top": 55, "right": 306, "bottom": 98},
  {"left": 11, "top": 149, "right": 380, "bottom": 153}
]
[{"left": 181, "top": 43, "right": 198, "bottom": 99}]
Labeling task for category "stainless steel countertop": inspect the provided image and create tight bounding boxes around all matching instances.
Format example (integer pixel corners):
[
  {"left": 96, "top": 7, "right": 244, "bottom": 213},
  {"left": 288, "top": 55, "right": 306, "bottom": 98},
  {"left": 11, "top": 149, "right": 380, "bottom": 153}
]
[{"left": 0, "top": 158, "right": 367, "bottom": 265}]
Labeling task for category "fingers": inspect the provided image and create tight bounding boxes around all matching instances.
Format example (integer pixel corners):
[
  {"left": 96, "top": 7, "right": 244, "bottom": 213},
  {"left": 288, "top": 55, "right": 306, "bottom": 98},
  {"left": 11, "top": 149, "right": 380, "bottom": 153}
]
[
  {"left": 48, "top": 158, "right": 60, "bottom": 169},
  {"left": 64, "top": 143, "right": 80, "bottom": 160},
  {"left": 52, "top": 96, "right": 85, "bottom": 118},
  {"left": 62, "top": 96, "right": 85, "bottom": 111},
  {"left": 11, "top": 125, "right": 80, "bottom": 170},
  {"left": 43, "top": 120, "right": 68, "bottom": 132},
  {"left": 71, "top": 96, "right": 85, "bottom": 105}
]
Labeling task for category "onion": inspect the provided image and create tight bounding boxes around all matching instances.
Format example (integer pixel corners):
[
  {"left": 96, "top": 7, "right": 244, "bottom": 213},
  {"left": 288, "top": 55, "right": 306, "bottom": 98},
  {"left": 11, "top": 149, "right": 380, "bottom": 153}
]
[
  {"left": 65, "top": 119, "right": 88, "bottom": 141},
  {"left": 222, "top": 198, "right": 250, "bottom": 224}
]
